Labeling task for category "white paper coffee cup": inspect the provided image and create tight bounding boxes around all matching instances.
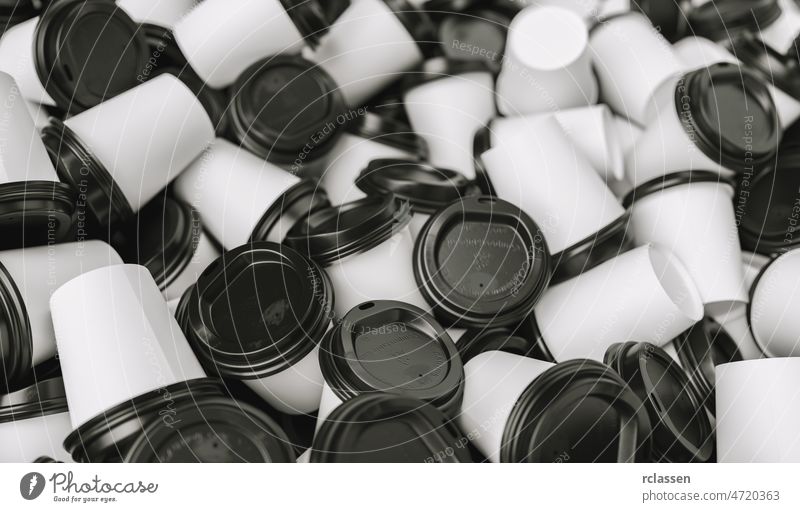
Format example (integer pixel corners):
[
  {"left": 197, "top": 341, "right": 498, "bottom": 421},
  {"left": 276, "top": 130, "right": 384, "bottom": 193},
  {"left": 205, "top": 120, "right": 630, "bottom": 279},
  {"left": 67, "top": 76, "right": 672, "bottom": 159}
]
[
  {"left": 326, "top": 226, "right": 427, "bottom": 319},
  {"left": 758, "top": 7, "right": 800, "bottom": 55},
  {"left": 0, "top": 71, "right": 59, "bottom": 183},
  {"left": 480, "top": 115, "right": 625, "bottom": 254},
  {"left": 629, "top": 179, "right": 747, "bottom": 316},
  {"left": 174, "top": 0, "right": 307, "bottom": 88},
  {"left": 488, "top": 105, "right": 625, "bottom": 181},
  {"left": 749, "top": 249, "right": 800, "bottom": 357},
  {"left": 310, "top": 0, "right": 425, "bottom": 107},
  {"left": 716, "top": 358, "right": 800, "bottom": 462},
  {"left": 404, "top": 71, "right": 495, "bottom": 179},
  {"left": 496, "top": 6, "right": 597, "bottom": 116},
  {"left": 116, "top": 0, "right": 198, "bottom": 29},
  {"left": 245, "top": 344, "right": 325, "bottom": 415},
  {"left": 590, "top": 11, "right": 683, "bottom": 125},
  {"left": 458, "top": 350, "right": 555, "bottom": 463},
  {"left": 322, "top": 133, "right": 414, "bottom": 206},
  {"left": 0, "top": 18, "right": 56, "bottom": 107},
  {"left": 0, "top": 241, "right": 123, "bottom": 367},
  {"left": 64, "top": 74, "right": 214, "bottom": 213},
  {"left": 50, "top": 264, "right": 207, "bottom": 428},
  {"left": 173, "top": 138, "right": 304, "bottom": 250},
  {"left": 534, "top": 244, "right": 704, "bottom": 361}
]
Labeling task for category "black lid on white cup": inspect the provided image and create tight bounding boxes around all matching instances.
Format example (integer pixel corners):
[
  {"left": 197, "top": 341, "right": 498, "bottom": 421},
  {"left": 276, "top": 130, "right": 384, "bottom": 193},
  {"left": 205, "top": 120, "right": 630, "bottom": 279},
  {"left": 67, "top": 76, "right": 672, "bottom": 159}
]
[
  {"left": 320, "top": 300, "right": 464, "bottom": 417},
  {"left": 279, "top": 0, "right": 331, "bottom": 45},
  {"left": 672, "top": 317, "right": 742, "bottom": 414},
  {"left": 550, "top": 212, "right": 635, "bottom": 285},
  {"left": 731, "top": 32, "right": 800, "bottom": 99},
  {"left": 33, "top": 0, "right": 149, "bottom": 114},
  {"left": 634, "top": 0, "right": 690, "bottom": 42},
  {"left": 687, "top": 0, "right": 782, "bottom": 42},
  {"left": 457, "top": 326, "right": 540, "bottom": 363},
  {"left": 249, "top": 179, "right": 331, "bottom": 245},
  {"left": 414, "top": 196, "right": 551, "bottom": 328},
  {"left": 285, "top": 194, "right": 412, "bottom": 267},
  {"left": 229, "top": 55, "right": 346, "bottom": 165},
  {"left": 736, "top": 162, "right": 800, "bottom": 255},
  {"left": 42, "top": 118, "right": 134, "bottom": 229},
  {"left": 63, "top": 378, "right": 223, "bottom": 463},
  {"left": 382, "top": 0, "right": 439, "bottom": 57},
  {"left": 115, "top": 197, "right": 200, "bottom": 291},
  {"left": 154, "top": 66, "right": 231, "bottom": 137},
  {"left": 676, "top": 64, "right": 780, "bottom": 174},
  {"left": 179, "top": 242, "right": 332, "bottom": 380},
  {"left": 623, "top": 170, "right": 733, "bottom": 208},
  {"left": 356, "top": 158, "right": 480, "bottom": 215},
  {"left": 501, "top": 359, "right": 652, "bottom": 463},
  {"left": 604, "top": 342, "right": 714, "bottom": 463},
  {"left": 434, "top": 5, "right": 511, "bottom": 71},
  {"left": 310, "top": 393, "right": 469, "bottom": 462},
  {"left": 125, "top": 397, "right": 295, "bottom": 462},
  {"left": 321, "top": 0, "right": 351, "bottom": 24},
  {"left": 345, "top": 112, "right": 428, "bottom": 157},
  {"left": 0, "top": 376, "right": 67, "bottom": 424},
  {"left": 0, "top": 259, "right": 32, "bottom": 391},
  {"left": 0, "top": 181, "right": 76, "bottom": 250}
]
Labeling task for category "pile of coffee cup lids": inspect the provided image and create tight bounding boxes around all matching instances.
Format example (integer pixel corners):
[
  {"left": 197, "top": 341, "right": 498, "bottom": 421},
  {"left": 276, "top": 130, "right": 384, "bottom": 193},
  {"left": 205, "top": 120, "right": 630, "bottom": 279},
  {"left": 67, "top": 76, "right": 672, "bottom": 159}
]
[{"left": 2, "top": 0, "right": 800, "bottom": 464}]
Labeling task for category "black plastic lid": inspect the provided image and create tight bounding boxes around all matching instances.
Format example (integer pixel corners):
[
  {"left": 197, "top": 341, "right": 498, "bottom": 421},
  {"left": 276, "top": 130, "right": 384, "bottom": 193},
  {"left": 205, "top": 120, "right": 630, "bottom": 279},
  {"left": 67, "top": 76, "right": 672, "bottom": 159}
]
[
  {"left": 0, "top": 0, "right": 38, "bottom": 31},
  {"left": 382, "top": 0, "right": 439, "bottom": 58},
  {"left": 456, "top": 326, "right": 541, "bottom": 364},
  {"left": 0, "top": 377, "right": 67, "bottom": 423},
  {"left": 472, "top": 124, "right": 495, "bottom": 196},
  {"left": 249, "top": 179, "right": 330, "bottom": 244},
  {"left": 310, "top": 393, "right": 470, "bottom": 462},
  {"left": 229, "top": 55, "right": 346, "bottom": 165},
  {"left": 551, "top": 212, "right": 634, "bottom": 285},
  {"left": 737, "top": 156, "right": 800, "bottom": 255},
  {"left": 687, "top": 0, "right": 782, "bottom": 42},
  {"left": 279, "top": 0, "right": 330, "bottom": 46},
  {"left": 42, "top": 118, "right": 134, "bottom": 229},
  {"left": 604, "top": 342, "right": 714, "bottom": 463},
  {"left": 0, "top": 180, "right": 76, "bottom": 250},
  {"left": 634, "top": 0, "right": 690, "bottom": 43},
  {"left": 356, "top": 158, "right": 480, "bottom": 215},
  {"left": 623, "top": 170, "right": 732, "bottom": 209},
  {"left": 402, "top": 57, "right": 492, "bottom": 90},
  {"left": 125, "top": 397, "right": 295, "bottom": 462},
  {"left": 436, "top": 7, "right": 510, "bottom": 71},
  {"left": 117, "top": 197, "right": 199, "bottom": 291},
  {"left": 516, "top": 312, "right": 557, "bottom": 363},
  {"left": 140, "top": 24, "right": 187, "bottom": 71},
  {"left": 33, "top": 0, "right": 149, "bottom": 114},
  {"left": 179, "top": 242, "right": 332, "bottom": 380},
  {"left": 731, "top": 32, "right": 800, "bottom": 99},
  {"left": 285, "top": 193, "right": 412, "bottom": 267},
  {"left": 501, "top": 359, "right": 652, "bottom": 463},
  {"left": 0, "top": 259, "right": 32, "bottom": 392},
  {"left": 63, "top": 378, "right": 224, "bottom": 463},
  {"left": 414, "top": 195, "right": 551, "bottom": 328},
  {"left": 320, "top": 300, "right": 464, "bottom": 417},
  {"left": 33, "top": 456, "right": 62, "bottom": 463},
  {"left": 672, "top": 317, "right": 742, "bottom": 414},
  {"left": 676, "top": 64, "right": 780, "bottom": 173},
  {"left": 345, "top": 112, "right": 428, "bottom": 157}
]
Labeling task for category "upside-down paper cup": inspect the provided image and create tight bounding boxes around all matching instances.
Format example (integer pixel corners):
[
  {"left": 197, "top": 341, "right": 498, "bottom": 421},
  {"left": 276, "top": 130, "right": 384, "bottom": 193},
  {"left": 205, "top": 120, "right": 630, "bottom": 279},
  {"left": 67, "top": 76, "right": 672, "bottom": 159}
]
[
  {"left": 716, "top": 358, "right": 800, "bottom": 462},
  {"left": 627, "top": 172, "right": 747, "bottom": 315},
  {"left": 533, "top": 244, "right": 704, "bottom": 362},
  {"left": 42, "top": 74, "right": 214, "bottom": 228},
  {"left": 496, "top": 6, "right": 597, "bottom": 116},
  {"left": 480, "top": 115, "right": 626, "bottom": 255},
  {"left": 174, "top": 0, "right": 329, "bottom": 88},
  {"left": 590, "top": 11, "right": 683, "bottom": 125},
  {"left": 174, "top": 139, "right": 329, "bottom": 249},
  {"left": 309, "top": 0, "right": 433, "bottom": 107},
  {"left": 458, "top": 351, "right": 651, "bottom": 463},
  {"left": 403, "top": 60, "right": 496, "bottom": 179}
]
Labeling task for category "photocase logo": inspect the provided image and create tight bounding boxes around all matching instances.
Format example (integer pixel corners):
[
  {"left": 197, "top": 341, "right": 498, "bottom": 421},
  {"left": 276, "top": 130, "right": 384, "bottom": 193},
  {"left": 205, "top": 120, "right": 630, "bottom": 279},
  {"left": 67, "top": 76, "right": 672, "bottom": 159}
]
[{"left": 20, "top": 472, "right": 45, "bottom": 500}]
